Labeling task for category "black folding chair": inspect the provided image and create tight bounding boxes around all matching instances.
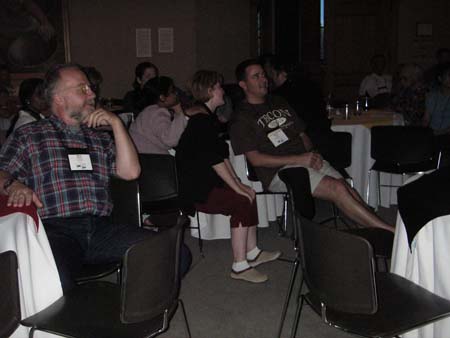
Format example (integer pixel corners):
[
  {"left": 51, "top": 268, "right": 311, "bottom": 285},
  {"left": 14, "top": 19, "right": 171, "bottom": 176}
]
[
  {"left": 0, "top": 250, "right": 20, "bottom": 338},
  {"left": 276, "top": 167, "right": 393, "bottom": 337},
  {"left": 290, "top": 218, "right": 450, "bottom": 338},
  {"left": 22, "top": 215, "right": 192, "bottom": 338},
  {"left": 320, "top": 131, "right": 354, "bottom": 228},
  {"left": 367, "top": 126, "right": 441, "bottom": 208},
  {"left": 74, "top": 177, "right": 141, "bottom": 285},
  {"left": 245, "top": 158, "right": 290, "bottom": 235},
  {"left": 139, "top": 154, "right": 203, "bottom": 254}
]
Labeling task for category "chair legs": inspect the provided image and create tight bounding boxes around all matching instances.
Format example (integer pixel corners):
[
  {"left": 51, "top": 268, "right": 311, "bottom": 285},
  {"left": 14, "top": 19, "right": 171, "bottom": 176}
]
[
  {"left": 290, "top": 293, "right": 306, "bottom": 338},
  {"left": 195, "top": 212, "right": 204, "bottom": 257},
  {"left": 178, "top": 299, "right": 192, "bottom": 338},
  {"left": 278, "top": 194, "right": 289, "bottom": 236},
  {"left": 276, "top": 209, "right": 303, "bottom": 338},
  {"left": 276, "top": 256, "right": 302, "bottom": 338}
]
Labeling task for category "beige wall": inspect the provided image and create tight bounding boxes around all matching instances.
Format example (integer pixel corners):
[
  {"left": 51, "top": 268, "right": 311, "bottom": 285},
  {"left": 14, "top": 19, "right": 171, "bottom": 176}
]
[
  {"left": 68, "top": 0, "right": 254, "bottom": 99},
  {"left": 397, "top": 0, "right": 450, "bottom": 68}
]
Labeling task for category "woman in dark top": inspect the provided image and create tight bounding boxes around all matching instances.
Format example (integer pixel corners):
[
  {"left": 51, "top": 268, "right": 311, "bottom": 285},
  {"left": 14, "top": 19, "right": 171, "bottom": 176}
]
[
  {"left": 176, "top": 70, "right": 281, "bottom": 284},
  {"left": 122, "top": 62, "right": 159, "bottom": 116}
]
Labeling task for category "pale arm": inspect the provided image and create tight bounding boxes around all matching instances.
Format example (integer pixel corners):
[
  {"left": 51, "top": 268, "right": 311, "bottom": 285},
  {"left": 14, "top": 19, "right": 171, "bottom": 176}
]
[
  {"left": 213, "top": 162, "right": 255, "bottom": 203},
  {"left": 0, "top": 170, "right": 43, "bottom": 207},
  {"left": 224, "top": 158, "right": 256, "bottom": 201},
  {"left": 300, "top": 132, "right": 314, "bottom": 152},
  {"left": 83, "top": 109, "right": 140, "bottom": 180}
]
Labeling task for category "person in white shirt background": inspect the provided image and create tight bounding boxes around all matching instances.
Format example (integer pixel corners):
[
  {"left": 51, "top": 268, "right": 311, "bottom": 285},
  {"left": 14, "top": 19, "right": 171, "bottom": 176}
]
[{"left": 359, "top": 54, "right": 392, "bottom": 108}]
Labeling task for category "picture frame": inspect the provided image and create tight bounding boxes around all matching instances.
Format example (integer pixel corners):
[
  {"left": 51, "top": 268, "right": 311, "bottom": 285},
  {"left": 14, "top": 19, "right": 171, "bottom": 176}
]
[
  {"left": 1, "top": 0, "right": 71, "bottom": 78},
  {"left": 416, "top": 23, "right": 433, "bottom": 37}
]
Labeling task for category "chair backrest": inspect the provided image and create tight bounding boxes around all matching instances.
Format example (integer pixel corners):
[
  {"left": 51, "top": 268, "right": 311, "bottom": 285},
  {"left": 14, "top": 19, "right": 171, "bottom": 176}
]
[
  {"left": 245, "top": 158, "right": 259, "bottom": 182},
  {"left": 138, "top": 154, "right": 179, "bottom": 202},
  {"left": 301, "top": 219, "right": 378, "bottom": 314},
  {"left": 371, "top": 126, "right": 437, "bottom": 165},
  {"left": 0, "top": 251, "right": 21, "bottom": 338},
  {"left": 323, "top": 131, "right": 352, "bottom": 169},
  {"left": 110, "top": 177, "right": 141, "bottom": 227},
  {"left": 278, "top": 167, "right": 315, "bottom": 220},
  {"left": 120, "top": 214, "right": 186, "bottom": 323}
]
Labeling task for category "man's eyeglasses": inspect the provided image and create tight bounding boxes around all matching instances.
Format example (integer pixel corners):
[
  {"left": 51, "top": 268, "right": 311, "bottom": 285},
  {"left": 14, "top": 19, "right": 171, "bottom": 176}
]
[{"left": 57, "top": 83, "right": 94, "bottom": 95}]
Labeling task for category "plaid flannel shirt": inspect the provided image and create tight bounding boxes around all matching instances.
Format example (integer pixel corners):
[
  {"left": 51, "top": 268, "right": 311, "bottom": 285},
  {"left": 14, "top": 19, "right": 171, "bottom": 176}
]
[{"left": 0, "top": 115, "right": 116, "bottom": 219}]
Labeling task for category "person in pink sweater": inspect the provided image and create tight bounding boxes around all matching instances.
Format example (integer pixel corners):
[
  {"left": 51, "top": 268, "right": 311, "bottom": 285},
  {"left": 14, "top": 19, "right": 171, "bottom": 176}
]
[{"left": 129, "top": 76, "right": 188, "bottom": 154}]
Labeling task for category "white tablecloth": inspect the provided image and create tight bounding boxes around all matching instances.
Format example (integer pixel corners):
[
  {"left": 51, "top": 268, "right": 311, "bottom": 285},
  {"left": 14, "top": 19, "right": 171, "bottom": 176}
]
[
  {"left": 0, "top": 210, "right": 62, "bottom": 338},
  {"left": 331, "top": 121, "right": 404, "bottom": 208},
  {"left": 190, "top": 142, "right": 284, "bottom": 240},
  {"left": 391, "top": 211, "right": 450, "bottom": 338}
]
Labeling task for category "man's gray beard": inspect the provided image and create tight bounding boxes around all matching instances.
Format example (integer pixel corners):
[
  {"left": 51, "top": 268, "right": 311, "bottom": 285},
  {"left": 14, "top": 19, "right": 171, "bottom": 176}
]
[{"left": 69, "top": 110, "right": 83, "bottom": 122}]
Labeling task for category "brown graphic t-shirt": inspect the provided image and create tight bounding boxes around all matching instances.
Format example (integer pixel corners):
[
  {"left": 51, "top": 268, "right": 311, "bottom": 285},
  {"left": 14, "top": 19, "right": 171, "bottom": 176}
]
[{"left": 229, "top": 96, "right": 307, "bottom": 189}]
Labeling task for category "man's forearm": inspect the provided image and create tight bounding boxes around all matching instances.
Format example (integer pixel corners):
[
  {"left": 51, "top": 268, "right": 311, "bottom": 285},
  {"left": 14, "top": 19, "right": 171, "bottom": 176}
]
[{"left": 111, "top": 120, "right": 141, "bottom": 180}]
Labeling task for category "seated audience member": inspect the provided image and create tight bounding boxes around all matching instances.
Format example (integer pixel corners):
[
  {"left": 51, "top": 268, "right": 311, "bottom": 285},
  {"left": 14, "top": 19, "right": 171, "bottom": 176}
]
[
  {"left": 424, "top": 48, "right": 450, "bottom": 89},
  {"left": 425, "top": 62, "right": 450, "bottom": 134},
  {"left": 0, "top": 63, "right": 190, "bottom": 291},
  {"left": 7, "top": 78, "right": 49, "bottom": 135},
  {"left": 390, "top": 63, "right": 427, "bottom": 126},
  {"left": 123, "top": 62, "right": 159, "bottom": 116},
  {"left": 129, "top": 76, "right": 188, "bottom": 154},
  {"left": 176, "top": 70, "right": 281, "bottom": 283},
  {"left": 230, "top": 59, "right": 394, "bottom": 234},
  {"left": 269, "top": 58, "right": 332, "bottom": 154},
  {"left": 359, "top": 54, "right": 392, "bottom": 108}
]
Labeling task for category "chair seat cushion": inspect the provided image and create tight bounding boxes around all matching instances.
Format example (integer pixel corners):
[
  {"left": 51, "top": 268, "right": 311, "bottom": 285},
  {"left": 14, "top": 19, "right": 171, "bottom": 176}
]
[
  {"left": 142, "top": 197, "right": 180, "bottom": 214},
  {"left": 75, "top": 262, "right": 121, "bottom": 283},
  {"left": 21, "top": 282, "right": 177, "bottom": 338},
  {"left": 371, "top": 160, "right": 436, "bottom": 174},
  {"left": 306, "top": 273, "right": 450, "bottom": 337}
]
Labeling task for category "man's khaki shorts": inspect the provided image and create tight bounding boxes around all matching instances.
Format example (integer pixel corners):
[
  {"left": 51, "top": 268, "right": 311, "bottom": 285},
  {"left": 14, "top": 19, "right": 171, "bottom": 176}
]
[{"left": 268, "top": 160, "right": 342, "bottom": 193}]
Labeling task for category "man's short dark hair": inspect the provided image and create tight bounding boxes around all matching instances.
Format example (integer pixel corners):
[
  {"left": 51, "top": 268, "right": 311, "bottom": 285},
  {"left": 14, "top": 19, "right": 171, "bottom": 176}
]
[
  {"left": 43, "top": 63, "right": 84, "bottom": 105},
  {"left": 235, "top": 59, "right": 262, "bottom": 82}
]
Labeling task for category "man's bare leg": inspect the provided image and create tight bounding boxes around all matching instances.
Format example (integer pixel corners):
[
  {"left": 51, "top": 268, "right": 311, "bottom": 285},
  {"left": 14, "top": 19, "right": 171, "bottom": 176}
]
[{"left": 313, "top": 176, "right": 395, "bottom": 233}]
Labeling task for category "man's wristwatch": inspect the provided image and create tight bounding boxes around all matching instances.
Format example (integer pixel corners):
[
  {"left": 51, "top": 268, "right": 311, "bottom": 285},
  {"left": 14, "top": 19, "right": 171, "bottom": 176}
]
[{"left": 3, "top": 178, "right": 15, "bottom": 193}]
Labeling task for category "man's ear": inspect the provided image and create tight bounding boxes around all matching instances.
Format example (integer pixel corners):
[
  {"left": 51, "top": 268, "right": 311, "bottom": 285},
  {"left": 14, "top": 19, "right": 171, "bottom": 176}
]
[
  {"left": 53, "top": 93, "right": 64, "bottom": 107},
  {"left": 207, "top": 87, "right": 213, "bottom": 98},
  {"left": 159, "top": 94, "right": 166, "bottom": 102},
  {"left": 238, "top": 80, "right": 246, "bottom": 91}
]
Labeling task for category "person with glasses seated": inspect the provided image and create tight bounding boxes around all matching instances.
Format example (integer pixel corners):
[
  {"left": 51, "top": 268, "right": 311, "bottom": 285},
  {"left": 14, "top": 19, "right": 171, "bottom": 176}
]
[{"left": 0, "top": 63, "right": 191, "bottom": 292}]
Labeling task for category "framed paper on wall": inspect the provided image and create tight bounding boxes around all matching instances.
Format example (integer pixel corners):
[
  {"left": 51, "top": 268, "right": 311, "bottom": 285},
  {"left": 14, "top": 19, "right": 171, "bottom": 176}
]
[{"left": 0, "top": 0, "right": 71, "bottom": 74}]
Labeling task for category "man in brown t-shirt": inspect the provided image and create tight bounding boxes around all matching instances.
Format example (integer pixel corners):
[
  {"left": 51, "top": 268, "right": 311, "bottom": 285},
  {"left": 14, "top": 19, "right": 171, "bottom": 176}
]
[{"left": 229, "top": 59, "right": 394, "bottom": 233}]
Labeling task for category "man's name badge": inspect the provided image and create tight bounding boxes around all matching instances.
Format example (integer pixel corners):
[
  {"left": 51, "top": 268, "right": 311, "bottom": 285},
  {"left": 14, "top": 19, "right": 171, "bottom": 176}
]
[
  {"left": 67, "top": 148, "right": 93, "bottom": 172},
  {"left": 267, "top": 128, "right": 289, "bottom": 147}
]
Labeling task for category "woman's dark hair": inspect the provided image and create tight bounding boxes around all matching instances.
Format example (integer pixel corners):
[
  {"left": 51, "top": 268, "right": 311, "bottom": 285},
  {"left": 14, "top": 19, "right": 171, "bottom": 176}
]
[
  {"left": 18, "top": 78, "right": 43, "bottom": 107},
  {"left": 132, "top": 62, "right": 159, "bottom": 90},
  {"left": 141, "top": 76, "right": 175, "bottom": 106}
]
